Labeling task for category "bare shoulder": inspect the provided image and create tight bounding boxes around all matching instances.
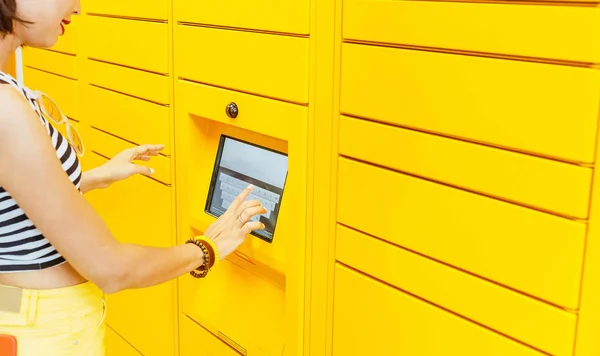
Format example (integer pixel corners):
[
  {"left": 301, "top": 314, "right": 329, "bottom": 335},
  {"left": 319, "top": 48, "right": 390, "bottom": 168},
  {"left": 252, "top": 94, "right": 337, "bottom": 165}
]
[
  {"left": 0, "top": 84, "right": 42, "bottom": 140},
  {"left": 0, "top": 83, "right": 28, "bottom": 111}
]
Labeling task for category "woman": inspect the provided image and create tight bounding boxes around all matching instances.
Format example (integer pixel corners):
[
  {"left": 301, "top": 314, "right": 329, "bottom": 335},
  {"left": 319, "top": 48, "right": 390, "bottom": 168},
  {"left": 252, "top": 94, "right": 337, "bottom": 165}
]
[{"left": 0, "top": 0, "right": 267, "bottom": 355}]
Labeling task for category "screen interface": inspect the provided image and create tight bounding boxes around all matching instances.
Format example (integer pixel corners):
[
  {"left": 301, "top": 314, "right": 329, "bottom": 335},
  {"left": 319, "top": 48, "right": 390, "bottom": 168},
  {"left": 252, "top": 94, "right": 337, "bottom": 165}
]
[{"left": 205, "top": 136, "right": 288, "bottom": 242}]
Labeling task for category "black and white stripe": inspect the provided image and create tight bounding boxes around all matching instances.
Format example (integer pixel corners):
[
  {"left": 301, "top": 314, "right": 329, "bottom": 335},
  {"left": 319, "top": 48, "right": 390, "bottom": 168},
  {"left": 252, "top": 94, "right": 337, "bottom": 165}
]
[{"left": 0, "top": 71, "right": 81, "bottom": 272}]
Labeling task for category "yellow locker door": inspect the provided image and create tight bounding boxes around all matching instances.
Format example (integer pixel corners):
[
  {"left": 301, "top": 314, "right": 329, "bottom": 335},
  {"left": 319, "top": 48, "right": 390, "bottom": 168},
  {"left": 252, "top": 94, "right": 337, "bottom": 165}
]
[{"left": 106, "top": 326, "right": 142, "bottom": 356}]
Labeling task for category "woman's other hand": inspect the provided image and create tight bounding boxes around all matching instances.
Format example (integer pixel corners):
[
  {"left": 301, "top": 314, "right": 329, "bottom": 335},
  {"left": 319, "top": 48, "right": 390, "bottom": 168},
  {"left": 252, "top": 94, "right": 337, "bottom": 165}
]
[
  {"left": 204, "top": 185, "right": 267, "bottom": 259},
  {"left": 81, "top": 144, "right": 165, "bottom": 192}
]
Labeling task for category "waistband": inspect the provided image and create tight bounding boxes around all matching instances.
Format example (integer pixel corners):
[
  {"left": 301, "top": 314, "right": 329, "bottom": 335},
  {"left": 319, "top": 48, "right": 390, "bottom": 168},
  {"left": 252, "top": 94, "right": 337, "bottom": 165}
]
[
  {"left": 0, "top": 282, "right": 103, "bottom": 314},
  {"left": 0, "top": 281, "right": 107, "bottom": 333}
]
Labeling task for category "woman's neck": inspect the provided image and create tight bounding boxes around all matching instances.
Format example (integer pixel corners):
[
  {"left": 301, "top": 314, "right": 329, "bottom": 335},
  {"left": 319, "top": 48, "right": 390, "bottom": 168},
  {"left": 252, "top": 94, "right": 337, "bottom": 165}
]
[{"left": 0, "top": 35, "right": 21, "bottom": 72}]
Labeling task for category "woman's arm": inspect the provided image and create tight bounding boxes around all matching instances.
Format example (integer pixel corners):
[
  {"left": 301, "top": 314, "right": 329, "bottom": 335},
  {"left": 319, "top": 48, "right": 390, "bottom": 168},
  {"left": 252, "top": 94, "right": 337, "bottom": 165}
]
[
  {"left": 80, "top": 144, "right": 165, "bottom": 194},
  {"left": 0, "top": 86, "right": 265, "bottom": 294},
  {"left": 80, "top": 168, "right": 108, "bottom": 193}
]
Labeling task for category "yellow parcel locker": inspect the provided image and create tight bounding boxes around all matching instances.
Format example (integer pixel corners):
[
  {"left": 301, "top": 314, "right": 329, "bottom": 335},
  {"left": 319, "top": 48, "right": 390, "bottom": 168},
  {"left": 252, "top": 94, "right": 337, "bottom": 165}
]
[
  {"left": 175, "top": 0, "right": 309, "bottom": 34},
  {"left": 86, "top": 16, "right": 169, "bottom": 74},
  {"left": 179, "top": 315, "right": 242, "bottom": 356},
  {"left": 85, "top": 85, "right": 172, "bottom": 156},
  {"left": 342, "top": 0, "right": 600, "bottom": 63},
  {"left": 85, "top": 0, "right": 169, "bottom": 20},
  {"left": 175, "top": 78, "right": 307, "bottom": 356},
  {"left": 338, "top": 114, "right": 592, "bottom": 220},
  {"left": 105, "top": 326, "right": 142, "bottom": 356},
  {"left": 22, "top": 48, "right": 77, "bottom": 79},
  {"left": 340, "top": 43, "right": 600, "bottom": 164},
  {"left": 332, "top": 264, "right": 545, "bottom": 356},
  {"left": 335, "top": 224, "right": 576, "bottom": 355},
  {"left": 86, "top": 60, "right": 171, "bottom": 105},
  {"left": 337, "top": 117, "right": 587, "bottom": 308},
  {"left": 336, "top": 153, "right": 587, "bottom": 310},
  {"left": 176, "top": 25, "right": 310, "bottom": 104}
]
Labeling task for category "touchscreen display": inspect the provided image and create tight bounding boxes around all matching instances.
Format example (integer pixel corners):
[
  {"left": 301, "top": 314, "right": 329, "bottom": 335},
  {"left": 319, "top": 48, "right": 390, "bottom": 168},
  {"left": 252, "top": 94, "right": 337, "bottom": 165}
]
[{"left": 205, "top": 136, "right": 288, "bottom": 242}]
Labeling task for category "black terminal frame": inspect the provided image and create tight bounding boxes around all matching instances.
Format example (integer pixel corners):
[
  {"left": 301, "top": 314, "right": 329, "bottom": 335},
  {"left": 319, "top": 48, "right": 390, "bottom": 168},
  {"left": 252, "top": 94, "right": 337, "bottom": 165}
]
[{"left": 204, "top": 135, "right": 288, "bottom": 243}]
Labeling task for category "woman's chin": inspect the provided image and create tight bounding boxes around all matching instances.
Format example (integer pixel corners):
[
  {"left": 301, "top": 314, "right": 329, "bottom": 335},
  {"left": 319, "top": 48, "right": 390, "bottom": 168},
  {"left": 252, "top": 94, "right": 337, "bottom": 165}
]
[{"left": 27, "top": 37, "right": 59, "bottom": 49}]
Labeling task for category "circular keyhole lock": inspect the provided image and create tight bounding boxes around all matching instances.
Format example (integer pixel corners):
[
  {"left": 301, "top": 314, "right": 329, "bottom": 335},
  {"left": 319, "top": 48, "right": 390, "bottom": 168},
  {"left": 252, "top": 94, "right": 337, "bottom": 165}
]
[{"left": 226, "top": 102, "right": 239, "bottom": 119}]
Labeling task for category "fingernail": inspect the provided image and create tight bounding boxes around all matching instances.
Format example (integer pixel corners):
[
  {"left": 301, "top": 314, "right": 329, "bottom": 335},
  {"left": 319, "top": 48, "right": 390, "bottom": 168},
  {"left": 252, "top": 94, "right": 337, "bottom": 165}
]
[
  {"left": 150, "top": 168, "right": 155, "bottom": 174},
  {"left": 261, "top": 223, "right": 265, "bottom": 229},
  {"left": 247, "top": 184, "right": 254, "bottom": 189}
]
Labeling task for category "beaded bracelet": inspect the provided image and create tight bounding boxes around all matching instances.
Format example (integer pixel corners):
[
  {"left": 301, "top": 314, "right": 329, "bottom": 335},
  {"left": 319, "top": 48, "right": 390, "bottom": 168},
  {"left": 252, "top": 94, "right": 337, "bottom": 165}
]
[
  {"left": 186, "top": 237, "right": 211, "bottom": 278},
  {"left": 185, "top": 236, "right": 219, "bottom": 278},
  {"left": 196, "top": 236, "right": 220, "bottom": 267}
]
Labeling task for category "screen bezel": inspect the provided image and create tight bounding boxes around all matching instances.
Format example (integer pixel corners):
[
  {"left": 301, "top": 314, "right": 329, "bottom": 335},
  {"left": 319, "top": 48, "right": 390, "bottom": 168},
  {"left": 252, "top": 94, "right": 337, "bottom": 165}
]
[{"left": 204, "top": 135, "right": 288, "bottom": 243}]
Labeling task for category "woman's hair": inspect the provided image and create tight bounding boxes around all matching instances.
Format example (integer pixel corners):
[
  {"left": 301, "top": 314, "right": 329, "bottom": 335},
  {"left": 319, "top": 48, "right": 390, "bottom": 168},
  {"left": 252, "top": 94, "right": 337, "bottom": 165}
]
[{"left": 0, "top": 0, "right": 26, "bottom": 35}]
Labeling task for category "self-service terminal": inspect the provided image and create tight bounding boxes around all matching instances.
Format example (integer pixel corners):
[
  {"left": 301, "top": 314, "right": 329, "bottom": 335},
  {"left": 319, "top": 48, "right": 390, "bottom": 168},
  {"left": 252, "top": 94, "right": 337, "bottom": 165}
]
[
  {"left": 175, "top": 83, "right": 307, "bottom": 356},
  {"left": 205, "top": 135, "right": 288, "bottom": 244}
]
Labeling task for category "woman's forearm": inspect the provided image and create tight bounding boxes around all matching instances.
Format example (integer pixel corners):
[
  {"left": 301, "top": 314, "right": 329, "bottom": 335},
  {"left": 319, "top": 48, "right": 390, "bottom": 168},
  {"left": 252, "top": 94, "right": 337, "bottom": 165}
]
[
  {"left": 103, "top": 243, "right": 205, "bottom": 293},
  {"left": 80, "top": 168, "right": 109, "bottom": 194}
]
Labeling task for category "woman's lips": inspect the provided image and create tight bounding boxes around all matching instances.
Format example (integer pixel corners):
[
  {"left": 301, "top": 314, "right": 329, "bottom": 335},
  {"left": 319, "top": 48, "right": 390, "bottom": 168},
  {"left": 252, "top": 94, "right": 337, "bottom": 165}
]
[{"left": 60, "top": 20, "right": 70, "bottom": 35}]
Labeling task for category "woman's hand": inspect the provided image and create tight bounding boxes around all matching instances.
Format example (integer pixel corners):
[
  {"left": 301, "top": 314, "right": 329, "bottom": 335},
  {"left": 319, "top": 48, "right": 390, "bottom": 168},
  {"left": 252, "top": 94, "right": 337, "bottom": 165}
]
[
  {"left": 204, "top": 185, "right": 267, "bottom": 259},
  {"left": 80, "top": 144, "right": 165, "bottom": 193}
]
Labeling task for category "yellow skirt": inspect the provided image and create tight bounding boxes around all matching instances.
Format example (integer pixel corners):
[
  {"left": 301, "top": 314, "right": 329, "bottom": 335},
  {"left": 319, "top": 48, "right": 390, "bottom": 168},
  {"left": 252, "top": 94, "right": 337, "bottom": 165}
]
[{"left": 0, "top": 281, "right": 106, "bottom": 356}]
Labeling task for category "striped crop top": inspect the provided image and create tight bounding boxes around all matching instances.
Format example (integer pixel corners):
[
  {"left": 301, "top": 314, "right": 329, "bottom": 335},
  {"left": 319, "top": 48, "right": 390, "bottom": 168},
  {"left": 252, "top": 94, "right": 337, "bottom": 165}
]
[{"left": 0, "top": 71, "right": 82, "bottom": 272}]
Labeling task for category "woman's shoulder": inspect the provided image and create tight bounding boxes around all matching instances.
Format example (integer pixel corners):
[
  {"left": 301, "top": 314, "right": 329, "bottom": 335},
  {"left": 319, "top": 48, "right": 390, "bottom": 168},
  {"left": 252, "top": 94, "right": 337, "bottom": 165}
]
[
  {"left": 0, "top": 83, "right": 40, "bottom": 135},
  {"left": 0, "top": 82, "right": 29, "bottom": 112}
]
